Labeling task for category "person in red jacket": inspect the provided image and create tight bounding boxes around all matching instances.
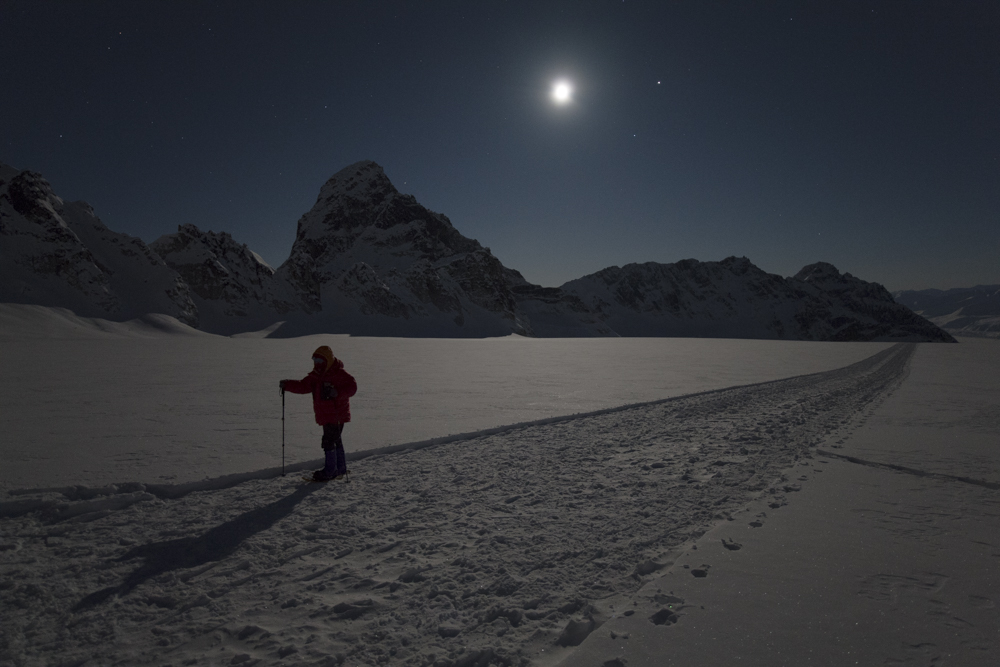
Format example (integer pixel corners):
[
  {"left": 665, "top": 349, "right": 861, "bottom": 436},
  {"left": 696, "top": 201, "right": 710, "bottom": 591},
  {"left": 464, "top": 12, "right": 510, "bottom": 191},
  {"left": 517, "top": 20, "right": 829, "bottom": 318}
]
[{"left": 280, "top": 345, "right": 358, "bottom": 481}]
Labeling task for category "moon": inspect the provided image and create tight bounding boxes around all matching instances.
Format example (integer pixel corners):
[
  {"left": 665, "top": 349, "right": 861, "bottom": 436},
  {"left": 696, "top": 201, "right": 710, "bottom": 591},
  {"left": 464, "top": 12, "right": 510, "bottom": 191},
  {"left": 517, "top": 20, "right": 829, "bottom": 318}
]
[{"left": 551, "top": 80, "right": 572, "bottom": 104}]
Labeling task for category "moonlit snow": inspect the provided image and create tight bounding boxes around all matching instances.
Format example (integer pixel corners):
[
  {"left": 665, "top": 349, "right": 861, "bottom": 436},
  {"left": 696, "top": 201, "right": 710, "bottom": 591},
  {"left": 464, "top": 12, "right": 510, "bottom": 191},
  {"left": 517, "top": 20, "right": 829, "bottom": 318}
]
[
  {"left": 1, "top": 307, "right": 998, "bottom": 666},
  {"left": 0, "top": 304, "right": 890, "bottom": 495}
]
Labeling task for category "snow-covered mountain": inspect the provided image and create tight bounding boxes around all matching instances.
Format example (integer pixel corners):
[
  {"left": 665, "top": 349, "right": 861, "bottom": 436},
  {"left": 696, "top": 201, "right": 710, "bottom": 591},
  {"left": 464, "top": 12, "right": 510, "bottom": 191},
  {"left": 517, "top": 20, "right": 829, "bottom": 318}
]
[
  {"left": 894, "top": 285, "right": 1000, "bottom": 339},
  {"left": 274, "top": 160, "right": 521, "bottom": 335},
  {"left": 0, "top": 159, "right": 955, "bottom": 342},
  {"left": 0, "top": 160, "right": 611, "bottom": 338},
  {"left": 505, "top": 268, "right": 617, "bottom": 337},
  {"left": 269, "top": 160, "right": 609, "bottom": 337},
  {"left": 150, "top": 224, "right": 298, "bottom": 334},
  {"left": 561, "top": 257, "right": 955, "bottom": 342},
  {"left": 0, "top": 163, "right": 198, "bottom": 326},
  {"left": 791, "top": 262, "right": 956, "bottom": 342}
]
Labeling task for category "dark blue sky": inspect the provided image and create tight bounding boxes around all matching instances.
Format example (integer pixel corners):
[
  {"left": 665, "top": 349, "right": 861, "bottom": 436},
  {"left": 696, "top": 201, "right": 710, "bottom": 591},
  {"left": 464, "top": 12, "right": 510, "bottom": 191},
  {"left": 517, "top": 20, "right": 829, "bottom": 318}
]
[{"left": 3, "top": 1, "right": 998, "bottom": 290}]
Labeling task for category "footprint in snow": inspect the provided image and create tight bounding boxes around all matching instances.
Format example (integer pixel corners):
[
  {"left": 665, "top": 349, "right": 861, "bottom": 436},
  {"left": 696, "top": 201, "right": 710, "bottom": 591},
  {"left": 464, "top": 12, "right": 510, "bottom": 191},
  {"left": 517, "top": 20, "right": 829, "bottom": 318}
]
[{"left": 649, "top": 608, "right": 680, "bottom": 625}]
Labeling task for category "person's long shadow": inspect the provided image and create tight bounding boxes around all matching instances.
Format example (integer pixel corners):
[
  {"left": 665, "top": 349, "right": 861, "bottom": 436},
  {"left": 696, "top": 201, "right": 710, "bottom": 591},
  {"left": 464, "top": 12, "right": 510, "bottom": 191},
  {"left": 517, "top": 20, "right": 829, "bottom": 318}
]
[{"left": 74, "top": 483, "right": 322, "bottom": 611}]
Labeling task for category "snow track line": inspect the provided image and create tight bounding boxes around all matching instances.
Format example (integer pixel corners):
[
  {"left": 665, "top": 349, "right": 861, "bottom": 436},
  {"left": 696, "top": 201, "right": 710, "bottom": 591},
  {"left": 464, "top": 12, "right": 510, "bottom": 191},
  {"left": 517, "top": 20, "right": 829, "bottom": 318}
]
[
  {"left": 0, "top": 344, "right": 919, "bottom": 666},
  {"left": 816, "top": 450, "right": 1000, "bottom": 490},
  {"left": 342, "top": 344, "right": 910, "bottom": 461},
  {"left": 2, "top": 343, "right": 908, "bottom": 506}
]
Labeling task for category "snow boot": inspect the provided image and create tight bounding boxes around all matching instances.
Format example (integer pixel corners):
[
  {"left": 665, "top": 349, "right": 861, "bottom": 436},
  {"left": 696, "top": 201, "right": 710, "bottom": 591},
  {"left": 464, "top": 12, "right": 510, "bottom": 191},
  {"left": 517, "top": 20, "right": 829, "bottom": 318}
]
[
  {"left": 310, "top": 449, "right": 337, "bottom": 481},
  {"left": 334, "top": 444, "right": 348, "bottom": 479},
  {"left": 311, "top": 469, "right": 333, "bottom": 482}
]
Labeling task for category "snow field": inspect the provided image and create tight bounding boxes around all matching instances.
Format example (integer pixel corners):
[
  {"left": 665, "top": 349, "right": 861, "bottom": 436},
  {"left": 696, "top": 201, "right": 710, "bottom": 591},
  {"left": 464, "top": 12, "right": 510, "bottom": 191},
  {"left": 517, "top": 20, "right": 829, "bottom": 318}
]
[
  {"left": 0, "top": 314, "right": 891, "bottom": 494},
  {"left": 0, "top": 344, "right": 914, "bottom": 667},
  {"left": 567, "top": 337, "right": 1000, "bottom": 666}
]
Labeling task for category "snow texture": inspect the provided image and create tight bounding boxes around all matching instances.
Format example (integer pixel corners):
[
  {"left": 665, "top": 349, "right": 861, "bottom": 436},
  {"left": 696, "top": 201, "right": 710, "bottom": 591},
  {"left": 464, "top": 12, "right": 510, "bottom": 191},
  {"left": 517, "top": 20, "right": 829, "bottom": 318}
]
[
  {"left": 0, "top": 303, "right": 891, "bottom": 495},
  {"left": 567, "top": 336, "right": 1000, "bottom": 667},
  {"left": 0, "top": 338, "right": 916, "bottom": 666}
]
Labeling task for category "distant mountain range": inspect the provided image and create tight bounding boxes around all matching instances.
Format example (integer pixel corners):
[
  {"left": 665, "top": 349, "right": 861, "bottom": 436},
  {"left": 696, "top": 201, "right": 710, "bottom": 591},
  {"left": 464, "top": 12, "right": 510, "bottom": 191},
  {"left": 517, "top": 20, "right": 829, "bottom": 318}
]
[
  {"left": 1, "top": 159, "right": 954, "bottom": 342},
  {"left": 893, "top": 286, "right": 1000, "bottom": 339}
]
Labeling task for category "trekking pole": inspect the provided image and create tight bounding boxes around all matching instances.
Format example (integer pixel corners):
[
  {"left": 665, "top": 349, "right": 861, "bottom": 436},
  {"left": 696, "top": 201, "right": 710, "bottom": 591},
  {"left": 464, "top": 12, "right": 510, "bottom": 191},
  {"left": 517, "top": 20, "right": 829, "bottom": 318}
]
[{"left": 281, "top": 386, "right": 286, "bottom": 476}]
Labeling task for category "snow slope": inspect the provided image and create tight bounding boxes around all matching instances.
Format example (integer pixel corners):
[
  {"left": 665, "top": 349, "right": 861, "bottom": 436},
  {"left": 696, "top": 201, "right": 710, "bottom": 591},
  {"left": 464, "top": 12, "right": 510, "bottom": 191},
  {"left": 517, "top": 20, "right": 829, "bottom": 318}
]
[
  {"left": 0, "top": 165, "right": 197, "bottom": 325},
  {"left": 150, "top": 224, "right": 299, "bottom": 335},
  {"left": 0, "top": 337, "right": 920, "bottom": 666},
  {"left": 562, "top": 257, "right": 955, "bottom": 342},
  {"left": 895, "top": 284, "right": 1000, "bottom": 339},
  {"left": 0, "top": 304, "right": 215, "bottom": 340}
]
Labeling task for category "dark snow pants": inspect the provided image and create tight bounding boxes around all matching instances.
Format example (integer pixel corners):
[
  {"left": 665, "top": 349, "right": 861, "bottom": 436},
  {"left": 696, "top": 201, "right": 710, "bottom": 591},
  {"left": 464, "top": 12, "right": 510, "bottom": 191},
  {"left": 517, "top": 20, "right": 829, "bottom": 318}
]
[
  {"left": 322, "top": 423, "right": 345, "bottom": 450},
  {"left": 322, "top": 423, "right": 347, "bottom": 476}
]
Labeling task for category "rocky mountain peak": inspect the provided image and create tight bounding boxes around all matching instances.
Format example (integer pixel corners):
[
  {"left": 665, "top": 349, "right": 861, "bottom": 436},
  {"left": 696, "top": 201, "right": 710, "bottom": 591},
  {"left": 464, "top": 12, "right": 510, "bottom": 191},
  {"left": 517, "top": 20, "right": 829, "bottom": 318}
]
[
  {"left": 150, "top": 224, "right": 293, "bottom": 331},
  {"left": 316, "top": 160, "right": 397, "bottom": 204},
  {"left": 794, "top": 261, "right": 891, "bottom": 301},
  {"left": 794, "top": 261, "right": 846, "bottom": 284},
  {"left": 295, "top": 160, "right": 408, "bottom": 240},
  {"left": 2, "top": 160, "right": 955, "bottom": 342},
  {"left": 295, "top": 160, "right": 477, "bottom": 255},
  {"left": 277, "top": 160, "right": 497, "bottom": 320},
  {"left": 718, "top": 255, "right": 755, "bottom": 274},
  {"left": 562, "top": 258, "right": 953, "bottom": 342},
  {"left": 4, "top": 170, "right": 63, "bottom": 223},
  {"left": 0, "top": 164, "right": 197, "bottom": 325},
  {"left": 154, "top": 223, "right": 273, "bottom": 270}
]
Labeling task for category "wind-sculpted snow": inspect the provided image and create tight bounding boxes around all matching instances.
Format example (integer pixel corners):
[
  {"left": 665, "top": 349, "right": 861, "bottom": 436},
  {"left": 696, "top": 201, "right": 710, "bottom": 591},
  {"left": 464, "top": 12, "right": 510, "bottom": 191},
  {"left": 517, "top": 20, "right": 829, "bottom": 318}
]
[{"left": 0, "top": 344, "right": 914, "bottom": 666}]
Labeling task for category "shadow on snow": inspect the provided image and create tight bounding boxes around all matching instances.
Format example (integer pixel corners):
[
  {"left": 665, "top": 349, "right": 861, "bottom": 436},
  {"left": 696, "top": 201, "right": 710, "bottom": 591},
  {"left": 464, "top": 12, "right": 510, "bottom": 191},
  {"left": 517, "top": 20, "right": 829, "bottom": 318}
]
[{"left": 74, "top": 483, "right": 322, "bottom": 611}]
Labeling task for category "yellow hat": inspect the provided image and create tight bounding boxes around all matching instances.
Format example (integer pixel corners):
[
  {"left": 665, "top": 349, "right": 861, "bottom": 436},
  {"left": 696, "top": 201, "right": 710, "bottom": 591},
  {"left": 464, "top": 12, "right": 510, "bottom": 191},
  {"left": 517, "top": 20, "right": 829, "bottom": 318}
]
[{"left": 312, "top": 345, "right": 334, "bottom": 369}]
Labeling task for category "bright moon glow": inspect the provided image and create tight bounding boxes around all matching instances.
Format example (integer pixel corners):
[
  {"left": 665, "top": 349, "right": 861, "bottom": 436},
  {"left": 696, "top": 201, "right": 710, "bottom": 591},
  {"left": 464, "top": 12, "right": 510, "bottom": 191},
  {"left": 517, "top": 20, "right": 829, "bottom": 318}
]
[{"left": 552, "top": 80, "right": 572, "bottom": 104}]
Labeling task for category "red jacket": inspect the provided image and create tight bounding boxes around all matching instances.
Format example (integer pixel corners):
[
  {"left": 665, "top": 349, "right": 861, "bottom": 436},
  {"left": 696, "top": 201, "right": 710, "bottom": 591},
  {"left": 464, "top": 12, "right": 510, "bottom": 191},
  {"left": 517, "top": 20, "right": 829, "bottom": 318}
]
[{"left": 284, "top": 358, "right": 357, "bottom": 425}]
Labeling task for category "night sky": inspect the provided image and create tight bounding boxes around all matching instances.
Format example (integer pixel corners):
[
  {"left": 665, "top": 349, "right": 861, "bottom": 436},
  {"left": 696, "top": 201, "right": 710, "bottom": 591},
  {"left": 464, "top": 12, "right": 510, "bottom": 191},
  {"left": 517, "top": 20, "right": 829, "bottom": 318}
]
[{"left": 3, "top": 1, "right": 998, "bottom": 291}]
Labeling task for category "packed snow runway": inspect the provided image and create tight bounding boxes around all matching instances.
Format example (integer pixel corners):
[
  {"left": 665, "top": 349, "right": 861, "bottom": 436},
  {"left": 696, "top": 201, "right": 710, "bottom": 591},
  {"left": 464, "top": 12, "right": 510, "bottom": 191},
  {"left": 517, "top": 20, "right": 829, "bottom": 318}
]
[{"left": 0, "top": 343, "right": 915, "bottom": 667}]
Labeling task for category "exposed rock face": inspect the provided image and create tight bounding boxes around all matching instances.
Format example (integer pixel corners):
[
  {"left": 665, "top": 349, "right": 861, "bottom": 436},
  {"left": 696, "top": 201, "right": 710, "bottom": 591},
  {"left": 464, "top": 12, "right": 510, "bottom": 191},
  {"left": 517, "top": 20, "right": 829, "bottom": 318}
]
[
  {"left": 562, "top": 257, "right": 955, "bottom": 342},
  {"left": 0, "top": 164, "right": 197, "bottom": 326},
  {"left": 791, "top": 262, "right": 955, "bottom": 342},
  {"left": 894, "top": 285, "right": 1000, "bottom": 339},
  {"left": 150, "top": 224, "right": 297, "bottom": 333},
  {"left": 269, "top": 161, "right": 615, "bottom": 337},
  {"left": 273, "top": 161, "right": 527, "bottom": 336},
  {"left": 0, "top": 159, "right": 956, "bottom": 342},
  {"left": 504, "top": 268, "right": 617, "bottom": 337}
]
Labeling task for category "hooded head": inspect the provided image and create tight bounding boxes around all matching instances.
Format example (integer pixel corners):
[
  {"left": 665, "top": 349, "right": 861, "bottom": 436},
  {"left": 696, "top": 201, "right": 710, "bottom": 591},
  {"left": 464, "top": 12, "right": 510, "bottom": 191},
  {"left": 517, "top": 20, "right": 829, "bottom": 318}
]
[{"left": 312, "top": 345, "right": 334, "bottom": 372}]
